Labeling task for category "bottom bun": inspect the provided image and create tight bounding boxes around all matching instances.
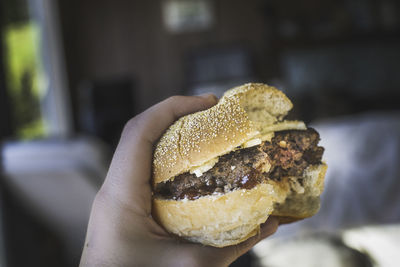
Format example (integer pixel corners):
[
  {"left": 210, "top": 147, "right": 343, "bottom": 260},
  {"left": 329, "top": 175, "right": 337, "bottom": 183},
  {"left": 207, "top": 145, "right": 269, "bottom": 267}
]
[{"left": 152, "top": 164, "right": 327, "bottom": 247}]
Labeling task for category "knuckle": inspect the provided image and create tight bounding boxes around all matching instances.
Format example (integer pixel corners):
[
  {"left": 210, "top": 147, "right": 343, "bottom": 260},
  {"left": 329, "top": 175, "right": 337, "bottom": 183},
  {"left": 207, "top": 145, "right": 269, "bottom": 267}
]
[
  {"left": 93, "top": 188, "right": 111, "bottom": 208},
  {"left": 166, "top": 95, "right": 185, "bottom": 104},
  {"left": 122, "top": 115, "right": 141, "bottom": 133}
]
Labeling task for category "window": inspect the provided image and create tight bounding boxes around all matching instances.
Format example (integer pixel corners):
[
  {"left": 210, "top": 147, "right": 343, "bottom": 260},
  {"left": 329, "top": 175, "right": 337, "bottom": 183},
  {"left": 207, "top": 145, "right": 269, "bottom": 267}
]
[{"left": 1, "top": 0, "right": 71, "bottom": 140}]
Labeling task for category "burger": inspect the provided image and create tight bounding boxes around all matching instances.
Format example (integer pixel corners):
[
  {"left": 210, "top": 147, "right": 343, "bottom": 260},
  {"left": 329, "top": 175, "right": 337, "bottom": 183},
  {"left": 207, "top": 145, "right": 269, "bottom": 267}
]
[{"left": 152, "top": 83, "right": 327, "bottom": 247}]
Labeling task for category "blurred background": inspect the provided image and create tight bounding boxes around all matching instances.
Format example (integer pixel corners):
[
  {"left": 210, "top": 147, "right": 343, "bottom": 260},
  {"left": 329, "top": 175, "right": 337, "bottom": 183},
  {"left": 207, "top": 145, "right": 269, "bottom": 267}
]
[{"left": 1, "top": 0, "right": 400, "bottom": 266}]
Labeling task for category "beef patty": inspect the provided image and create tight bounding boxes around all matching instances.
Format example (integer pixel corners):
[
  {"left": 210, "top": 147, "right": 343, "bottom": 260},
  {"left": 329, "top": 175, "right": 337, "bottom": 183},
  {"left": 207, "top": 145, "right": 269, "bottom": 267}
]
[{"left": 154, "top": 128, "right": 324, "bottom": 200}]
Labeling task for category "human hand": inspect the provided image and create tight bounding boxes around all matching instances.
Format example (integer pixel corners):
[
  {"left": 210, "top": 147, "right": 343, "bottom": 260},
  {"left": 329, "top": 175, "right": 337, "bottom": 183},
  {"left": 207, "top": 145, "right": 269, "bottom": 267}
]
[{"left": 80, "top": 94, "right": 279, "bottom": 267}]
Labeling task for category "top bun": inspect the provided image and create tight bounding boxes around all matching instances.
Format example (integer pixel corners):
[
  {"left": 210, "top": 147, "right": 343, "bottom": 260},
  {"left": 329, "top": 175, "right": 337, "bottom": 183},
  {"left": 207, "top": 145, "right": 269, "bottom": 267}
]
[{"left": 153, "top": 83, "right": 299, "bottom": 184}]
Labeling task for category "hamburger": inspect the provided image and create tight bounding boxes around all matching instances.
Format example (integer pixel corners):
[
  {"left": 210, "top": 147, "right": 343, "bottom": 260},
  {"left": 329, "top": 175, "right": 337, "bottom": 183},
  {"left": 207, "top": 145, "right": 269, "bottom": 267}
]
[{"left": 152, "top": 83, "right": 327, "bottom": 247}]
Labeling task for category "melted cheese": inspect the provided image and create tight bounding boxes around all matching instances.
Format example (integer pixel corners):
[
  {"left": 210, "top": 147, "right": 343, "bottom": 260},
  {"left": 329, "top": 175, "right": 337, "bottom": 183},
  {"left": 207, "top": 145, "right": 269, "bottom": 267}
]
[
  {"left": 260, "top": 132, "right": 275, "bottom": 142},
  {"left": 259, "top": 120, "right": 306, "bottom": 134},
  {"left": 242, "top": 138, "right": 262, "bottom": 148},
  {"left": 242, "top": 120, "right": 306, "bottom": 148},
  {"left": 190, "top": 157, "right": 219, "bottom": 177}
]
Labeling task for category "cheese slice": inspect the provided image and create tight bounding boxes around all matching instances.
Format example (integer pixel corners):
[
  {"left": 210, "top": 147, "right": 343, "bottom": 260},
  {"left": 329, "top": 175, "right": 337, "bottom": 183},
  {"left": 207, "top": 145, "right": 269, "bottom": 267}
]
[{"left": 190, "top": 157, "right": 219, "bottom": 177}]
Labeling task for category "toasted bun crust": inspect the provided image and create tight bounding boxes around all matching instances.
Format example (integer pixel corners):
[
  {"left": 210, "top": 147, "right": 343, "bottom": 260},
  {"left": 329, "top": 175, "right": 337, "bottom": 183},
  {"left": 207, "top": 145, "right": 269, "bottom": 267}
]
[{"left": 152, "top": 83, "right": 327, "bottom": 247}]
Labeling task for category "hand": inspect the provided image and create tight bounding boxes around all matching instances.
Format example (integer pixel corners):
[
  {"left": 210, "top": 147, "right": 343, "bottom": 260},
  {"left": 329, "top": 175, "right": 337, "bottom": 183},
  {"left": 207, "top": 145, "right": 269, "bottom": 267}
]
[{"left": 80, "top": 94, "right": 279, "bottom": 267}]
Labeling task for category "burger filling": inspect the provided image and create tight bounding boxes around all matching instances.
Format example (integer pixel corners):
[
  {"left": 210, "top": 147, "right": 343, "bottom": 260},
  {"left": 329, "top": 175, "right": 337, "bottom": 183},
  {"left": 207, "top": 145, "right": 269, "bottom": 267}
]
[{"left": 154, "top": 129, "right": 324, "bottom": 200}]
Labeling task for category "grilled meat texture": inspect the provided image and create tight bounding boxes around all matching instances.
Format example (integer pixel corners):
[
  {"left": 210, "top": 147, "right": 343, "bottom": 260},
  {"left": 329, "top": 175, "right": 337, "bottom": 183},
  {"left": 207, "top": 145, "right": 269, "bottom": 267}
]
[{"left": 154, "top": 129, "right": 324, "bottom": 200}]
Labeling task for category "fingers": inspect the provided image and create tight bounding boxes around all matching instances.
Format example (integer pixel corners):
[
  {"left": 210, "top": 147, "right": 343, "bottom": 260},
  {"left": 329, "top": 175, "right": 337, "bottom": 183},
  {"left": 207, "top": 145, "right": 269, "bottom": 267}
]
[
  {"left": 199, "top": 217, "right": 279, "bottom": 266},
  {"left": 228, "top": 217, "right": 278, "bottom": 256},
  {"left": 102, "top": 94, "right": 218, "bottom": 212}
]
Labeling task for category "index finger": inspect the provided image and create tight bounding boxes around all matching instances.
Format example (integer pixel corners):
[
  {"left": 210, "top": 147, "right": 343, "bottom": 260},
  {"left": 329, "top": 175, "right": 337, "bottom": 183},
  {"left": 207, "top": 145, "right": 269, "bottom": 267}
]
[{"left": 103, "top": 94, "right": 218, "bottom": 210}]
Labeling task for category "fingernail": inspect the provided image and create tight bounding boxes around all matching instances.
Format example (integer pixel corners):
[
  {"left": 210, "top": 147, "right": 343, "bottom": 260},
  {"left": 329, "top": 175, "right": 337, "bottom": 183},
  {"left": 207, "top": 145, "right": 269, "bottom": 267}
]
[
  {"left": 260, "top": 217, "right": 279, "bottom": 237},
  {"left": 267, "top": 217, "right": 279, "bottom": 228},
  {"left": 198, "top": 93, "right": 218, "bottom": 102}
]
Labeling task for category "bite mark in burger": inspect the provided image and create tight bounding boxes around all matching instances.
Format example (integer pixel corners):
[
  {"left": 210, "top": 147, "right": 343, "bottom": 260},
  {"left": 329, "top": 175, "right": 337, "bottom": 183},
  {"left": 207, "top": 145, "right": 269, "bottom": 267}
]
[{"left": 152, "top": 83, "right": 327, "bottom": 247}]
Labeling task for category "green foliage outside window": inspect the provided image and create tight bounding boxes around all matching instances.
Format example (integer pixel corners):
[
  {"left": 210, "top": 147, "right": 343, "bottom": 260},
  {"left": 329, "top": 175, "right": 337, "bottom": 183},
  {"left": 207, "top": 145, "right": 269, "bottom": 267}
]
[{"left": 4, "top": 22, "right": 47, "bottom": 139}]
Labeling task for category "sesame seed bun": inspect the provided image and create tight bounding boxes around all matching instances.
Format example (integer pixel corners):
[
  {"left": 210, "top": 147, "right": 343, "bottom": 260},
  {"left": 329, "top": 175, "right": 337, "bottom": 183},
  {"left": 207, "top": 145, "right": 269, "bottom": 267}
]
[{"left": 152, "top": 83, "right": 327, "bottom": 247}]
